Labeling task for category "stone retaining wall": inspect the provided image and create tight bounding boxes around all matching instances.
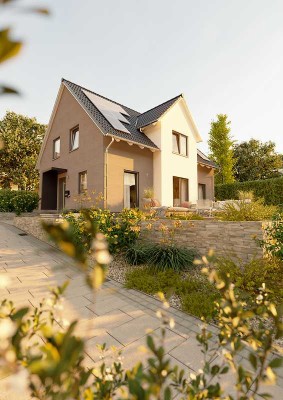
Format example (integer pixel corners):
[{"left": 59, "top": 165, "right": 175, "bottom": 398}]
[
  {"left": 13, "top": 216, "right": 266, "bottom": 263},
  {"left": 13, "top": 216, "right": 57, "bottom": 243},
  {"left": 140, "top": 220, "right": 266, "bottom": 262}
]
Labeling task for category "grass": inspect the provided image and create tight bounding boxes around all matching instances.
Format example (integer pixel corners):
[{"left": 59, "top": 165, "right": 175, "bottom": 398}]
[{"left": 125, "top": 243, "right": 198, "bottom": 272}]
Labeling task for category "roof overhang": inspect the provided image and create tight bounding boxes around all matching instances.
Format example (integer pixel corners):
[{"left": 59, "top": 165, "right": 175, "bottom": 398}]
[
  {"left": 106, "top": 133, "right": 159, "bottom": 152},
  {"left": 139, "top": 96, "right": 203, "bottom": 143},
  {"left": 197, "top": 161, "right": 217, "bottom": 169}
]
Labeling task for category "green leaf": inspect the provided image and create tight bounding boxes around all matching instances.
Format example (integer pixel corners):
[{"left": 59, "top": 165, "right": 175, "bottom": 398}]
[
  {"left": 269, "top": 358, "right": 283, "bottom": 369},
  {"left": 0, "top": 29, "right": 22, "bottom": 64},
  {"left": 164, "top": 386, "right": 172, "bottom": 400},
  {"left": 27, "top": 7, "right": 50, "bottom": 15},
  {"left": 11, "top": 307, "right": 29, "bottom": 321},
  {"left": 0, "top": 85, "right": 19, "bottom": 95},
  {"left": 146, "top": 335, "right": 155, "bottom": 352},
  {"left": 248, "top": 353, "right": 258, "bottom": 370}
]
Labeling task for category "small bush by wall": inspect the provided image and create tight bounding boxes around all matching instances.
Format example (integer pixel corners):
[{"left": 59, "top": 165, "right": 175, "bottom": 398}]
[
  {"left": 0, "top": 189, "right": 39, "bottom": 214},
  {"left": 215, "top": 177, "right": 283, "bottom": 205}
]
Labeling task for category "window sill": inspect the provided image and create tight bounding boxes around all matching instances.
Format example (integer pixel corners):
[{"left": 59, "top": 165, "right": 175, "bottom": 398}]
[
  {"left": 52, "top": 156, "right": 60, "bottom": 160},
  {"left": 69, "top": 147, "right": 79, "bottom": 153},
  {"left": 172, "top": 151, "right": 188, "bottom": 158}
]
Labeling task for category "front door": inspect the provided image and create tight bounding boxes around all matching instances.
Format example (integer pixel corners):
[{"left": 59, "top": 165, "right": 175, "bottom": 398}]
[{"left": 58, "top": 177, "right": 66, "bottom": 211}]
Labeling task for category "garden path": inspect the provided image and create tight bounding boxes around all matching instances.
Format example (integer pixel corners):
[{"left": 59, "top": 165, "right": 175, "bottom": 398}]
[{"left": 0, "top": 222, "right": 282, "bottom": 399}]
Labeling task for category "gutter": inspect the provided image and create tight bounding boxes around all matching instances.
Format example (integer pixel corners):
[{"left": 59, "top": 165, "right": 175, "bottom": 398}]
[{"left": 104, "top": 136, "right": 114, "bottom": 209}]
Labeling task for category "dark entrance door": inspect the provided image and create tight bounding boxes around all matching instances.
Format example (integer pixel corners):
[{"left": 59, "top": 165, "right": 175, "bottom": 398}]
[{"left": 58, "top": 177, "right": 66, "bottom": 211}]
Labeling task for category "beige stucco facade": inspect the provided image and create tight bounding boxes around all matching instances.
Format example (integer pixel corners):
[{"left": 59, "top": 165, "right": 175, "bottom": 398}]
[
  {"left": 142, "top": 98, "right": 201, "bottom": 206},
  {"left": 105, "top": 138, "right": 153, "bottom": 211}
]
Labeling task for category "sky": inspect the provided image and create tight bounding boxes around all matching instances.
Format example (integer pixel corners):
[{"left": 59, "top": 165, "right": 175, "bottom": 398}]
[{"left": 0, "top": 0, "right": 283, "bottom": 154}]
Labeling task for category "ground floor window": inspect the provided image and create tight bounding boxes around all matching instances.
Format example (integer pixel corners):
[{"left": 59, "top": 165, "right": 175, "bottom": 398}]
[
  {"left": 173, "top": 176, "right": 189, "bottom": 206},
  {"left": 124, "top": 171, "right": 138, "bottom": 208},
  {"left": 198, "top": 183, "right": 206, "bottom": 200},
  {"left": 79, "top": 171, "right": 87, "bottom": 194}
]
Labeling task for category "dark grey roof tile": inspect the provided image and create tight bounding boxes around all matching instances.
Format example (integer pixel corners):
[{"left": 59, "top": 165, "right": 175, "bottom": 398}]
[
  {"left": 136, "top": 95, "right": 182, "bottom": 129},
  {"left": 197, "top": 149, "right": 218, "bottom": 168}
]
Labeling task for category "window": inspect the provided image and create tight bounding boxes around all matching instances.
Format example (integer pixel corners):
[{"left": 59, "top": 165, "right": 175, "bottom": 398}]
[
  {"left": 53, "top": 137, "right": 60, "bottom": 159},
  {"left": 172, "top": 131, "right": 188, "bottom": 156},
  {"left": 78, "top": 171, "right": 87, "bottom": 193},
  {"left": 124, "top": 171, "right": 139, "bottom": 208},
  {"left": 70, "top": 126, "right": 79, "bottom": 151},
  {"left": 198, "top": 184, "right": 206, "bottom": 200},
  {"left": 173, "top": 176, "right": 189, "bottom": 206}
]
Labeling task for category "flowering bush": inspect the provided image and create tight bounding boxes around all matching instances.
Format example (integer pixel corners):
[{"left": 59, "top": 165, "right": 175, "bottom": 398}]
[
  {"left": 0, "top": 189, "right": 39, "bottom": 214},
  {"left": 64, "top": 208, "right": 144, "bottom": 254}
]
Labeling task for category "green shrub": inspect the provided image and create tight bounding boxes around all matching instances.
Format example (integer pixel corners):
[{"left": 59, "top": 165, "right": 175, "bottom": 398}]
[
  {"left": 214, "top": 256, "right": 283, "bottom": 304},
  {"left": 175, "top": 275, "right": 220, "bottom": 320},
  {"left": 0, "top": 189, "right": 16, "bottom": 211},
  {"left": 181, "top": 291, "right": 219, "bottom": 320},
  {"left": 215, "top": 177, "right": 283, "bottom": 205},
  {"left": 148, "top": 244, "right": 198, "bottom": 272},
  {"left": 0, "top": 189, "right": 39, "bottom": 214},
  {"left": 125, "top": 267, "right": 181, "bottom": 297},
  {"left": 218, "top": 198, "right": 277, "bottom": 221},
  {"left": 261, "top": 212, "right": 283, "bottom": 260},
  {"left": 125, "top": 267, "right": 219, "bottom": 320}
]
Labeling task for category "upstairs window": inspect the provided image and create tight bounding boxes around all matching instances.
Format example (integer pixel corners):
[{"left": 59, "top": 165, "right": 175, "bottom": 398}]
[
  {"left": 53, "top": 137, "right": 60, "bottom": 159},
  {"left": 172, "top": 131, "right": 188, "bottom": 156},
  {"left": 78, "top": 171, "right": 87, "bottom": 193},
  {"left": 70, "top": 126, "right": 79, "bottom": 151}
]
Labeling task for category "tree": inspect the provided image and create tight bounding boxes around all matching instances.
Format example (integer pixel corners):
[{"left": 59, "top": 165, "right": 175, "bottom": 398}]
[
  {"left": 233, "top": 139, "right": 282, "bottom": 182},
  {"left": 208, "top": 114, "right": 235, "bottom": 184},
  {"left": 0, "top": 111, "right": 46, "bottom": 190}
]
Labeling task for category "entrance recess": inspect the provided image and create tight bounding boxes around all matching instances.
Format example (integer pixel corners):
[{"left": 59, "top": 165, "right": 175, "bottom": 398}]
[{"left": 41, "top": 168, "right": 67, "bottom": 210}]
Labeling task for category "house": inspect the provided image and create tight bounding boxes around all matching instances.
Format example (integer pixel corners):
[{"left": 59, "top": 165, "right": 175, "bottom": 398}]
[{"left": 37, "top": 79, "right": 217, "bottom": 211}]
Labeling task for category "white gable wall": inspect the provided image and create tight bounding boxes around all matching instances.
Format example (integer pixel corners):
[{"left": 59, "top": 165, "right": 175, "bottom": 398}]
[{"left": 144, "top": 99, "right": 199, "bottom": 206}]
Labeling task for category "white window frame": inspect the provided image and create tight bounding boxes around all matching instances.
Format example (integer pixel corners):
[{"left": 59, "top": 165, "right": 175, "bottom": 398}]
[{"left": 70, "top": 126, "right": 79, "bottom": 152}]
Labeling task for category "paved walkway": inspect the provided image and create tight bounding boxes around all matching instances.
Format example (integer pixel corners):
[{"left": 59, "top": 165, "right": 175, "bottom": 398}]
[{"left": 0, "top": 222, "right": 282, "bottom": 399}]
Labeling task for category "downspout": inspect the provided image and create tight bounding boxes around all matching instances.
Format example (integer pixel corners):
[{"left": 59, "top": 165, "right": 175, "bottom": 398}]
[{"left": 104, "top": 136, "right": 115, "bottom": 209}]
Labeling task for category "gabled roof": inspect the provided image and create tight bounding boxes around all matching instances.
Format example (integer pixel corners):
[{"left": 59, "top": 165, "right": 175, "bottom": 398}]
[
  {"left": 63, "top": 79, "right": 159, "bottom": 149},
  {"left": 136, "top": 94, "right": 182, "bottom": 129},
  {"left": 197, "top": 149, "right": 218, "bottom": 168}
]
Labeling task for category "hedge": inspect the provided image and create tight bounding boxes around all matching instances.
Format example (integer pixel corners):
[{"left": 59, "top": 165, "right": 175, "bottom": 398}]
[
  {"left": 215, "top": 177, "right": 283, "bottom": 205},
  {"left": 0, "top": 189, "right": 39, "bottom": 214}
]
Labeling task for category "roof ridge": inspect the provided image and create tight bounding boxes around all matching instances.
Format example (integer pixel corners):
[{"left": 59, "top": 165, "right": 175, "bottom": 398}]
[
  {"left": 138, "top": 93, "right": 183, "bottom": 118},
  {"left": 62, "top": 78, "right": 141, "bottom": 115}
]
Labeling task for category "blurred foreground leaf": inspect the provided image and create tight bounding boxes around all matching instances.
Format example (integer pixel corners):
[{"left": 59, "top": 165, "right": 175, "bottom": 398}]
[{"left": 0, "top": 28, "right": 22, "bottom": 64}]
